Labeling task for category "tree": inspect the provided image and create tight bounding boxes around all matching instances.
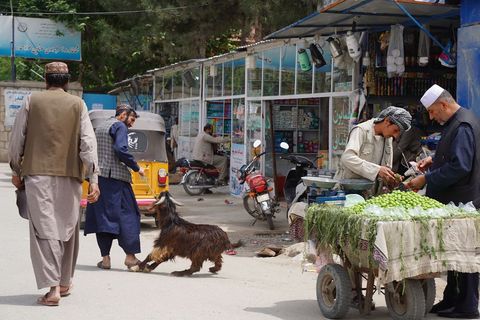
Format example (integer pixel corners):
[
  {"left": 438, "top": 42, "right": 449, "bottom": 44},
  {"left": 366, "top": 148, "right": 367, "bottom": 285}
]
[{"left": 0, "top": 0, "right": 318, "bottom": 90}]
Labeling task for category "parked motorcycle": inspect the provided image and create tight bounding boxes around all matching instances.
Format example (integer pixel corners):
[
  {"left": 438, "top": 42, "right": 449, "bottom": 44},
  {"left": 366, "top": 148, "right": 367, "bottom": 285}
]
[
  {"left": 237, "top": 140, "right": 279, "bottom": 230},
  {"left": 177, "top": 152, "right": 229, "bottom": 196}
]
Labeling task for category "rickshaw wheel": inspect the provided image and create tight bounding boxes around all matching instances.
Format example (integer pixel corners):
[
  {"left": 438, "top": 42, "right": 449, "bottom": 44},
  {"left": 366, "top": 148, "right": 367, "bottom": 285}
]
[
  {"left": 316, "top": 263, "right": 351, "bottom": 319},
  {"left": 385, "top": 279, "right": 425, "bottom": 320},
  {"left": 183, "top": 171, "right": 206, "bottom": 196},
  {"left": 422, "top": 278, "right": 436, "bottom": 315}
]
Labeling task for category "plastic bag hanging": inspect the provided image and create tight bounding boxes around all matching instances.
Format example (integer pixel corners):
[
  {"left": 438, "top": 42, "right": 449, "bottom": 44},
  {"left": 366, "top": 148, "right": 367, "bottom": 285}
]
[
  {"left": 386, "top": 24, "right": 405, "bottom": 78},
  {"left": 417, "top": 25, "right": 431, "bottom": 67}
]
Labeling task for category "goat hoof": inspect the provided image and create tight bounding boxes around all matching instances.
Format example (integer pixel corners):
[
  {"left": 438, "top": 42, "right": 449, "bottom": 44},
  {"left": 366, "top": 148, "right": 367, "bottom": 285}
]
[
  {"left": 142, "top": 267, "right": 151, "bottom": 273},
  {"left": 209, "top": 267, "right": 218, "bottom": 274},
  {"left": 129, "top": 265, "right": 141, "bottom": 272}
]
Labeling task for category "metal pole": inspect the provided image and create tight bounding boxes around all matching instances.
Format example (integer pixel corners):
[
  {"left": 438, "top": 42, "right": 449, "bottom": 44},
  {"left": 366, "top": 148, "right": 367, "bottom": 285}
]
[{"left": 10, "top": 0, "right": 16, "bottom": 82}]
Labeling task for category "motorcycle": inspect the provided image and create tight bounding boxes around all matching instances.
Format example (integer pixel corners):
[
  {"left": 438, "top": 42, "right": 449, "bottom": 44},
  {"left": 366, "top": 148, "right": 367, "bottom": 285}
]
[
  {"left": 177, "top": 151, "right": 229, "bottom": 196},
  {"left": 237, "top": 140, "right": 279, "bottom": 230},
  {"left": 280, "top": 142, "right": 317, "bottom": 209}
]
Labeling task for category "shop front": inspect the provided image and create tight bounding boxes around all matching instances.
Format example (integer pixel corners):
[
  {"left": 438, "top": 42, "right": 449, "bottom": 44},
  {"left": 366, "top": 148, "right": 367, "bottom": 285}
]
[{"left": 151, "top": 61, "right": 202, "bottom": 160}]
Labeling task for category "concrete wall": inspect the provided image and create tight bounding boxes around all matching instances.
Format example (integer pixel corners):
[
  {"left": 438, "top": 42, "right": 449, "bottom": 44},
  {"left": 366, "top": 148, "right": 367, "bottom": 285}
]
[{"left": 0, "top": 80, "right": 83, "bottom": 162}]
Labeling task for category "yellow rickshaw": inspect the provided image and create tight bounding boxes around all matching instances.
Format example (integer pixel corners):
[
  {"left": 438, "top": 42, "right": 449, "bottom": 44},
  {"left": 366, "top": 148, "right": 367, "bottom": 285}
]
[{"left": 80, "top": 110, "right": 169, "bottom": 227}]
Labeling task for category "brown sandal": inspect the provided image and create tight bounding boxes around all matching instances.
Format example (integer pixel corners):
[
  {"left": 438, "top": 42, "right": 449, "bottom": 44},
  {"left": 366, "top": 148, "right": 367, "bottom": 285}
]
[
  {"left": 37, "top": 293, "right": 60, "bottom": 306},
  {"left": 60, "top": 284, "right": 73, "bottom": 297},
  {"left": 97, "top": 261, "right": 111, "bottom": 270}
]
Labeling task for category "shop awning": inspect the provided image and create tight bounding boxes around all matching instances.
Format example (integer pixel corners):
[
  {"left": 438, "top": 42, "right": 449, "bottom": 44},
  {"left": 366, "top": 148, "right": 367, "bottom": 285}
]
[{"left": 265, "top": 0, "right": 459, "bottom": 39}]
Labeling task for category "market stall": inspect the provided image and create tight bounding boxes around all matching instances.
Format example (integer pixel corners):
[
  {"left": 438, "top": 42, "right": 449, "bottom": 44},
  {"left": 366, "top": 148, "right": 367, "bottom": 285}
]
[{"left": 304, "top": 190, "right": 480, "bottom": 319}]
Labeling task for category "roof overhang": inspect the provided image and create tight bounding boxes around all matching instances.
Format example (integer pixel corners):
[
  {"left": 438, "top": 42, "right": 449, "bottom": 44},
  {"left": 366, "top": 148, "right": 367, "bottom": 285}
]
[{"left": 266, "top": 0, "right": 459, "bottom": 39}]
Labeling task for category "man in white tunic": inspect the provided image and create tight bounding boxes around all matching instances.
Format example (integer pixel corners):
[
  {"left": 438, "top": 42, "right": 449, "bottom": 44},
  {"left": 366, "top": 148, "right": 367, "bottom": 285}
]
[
  {"left": 8, "top": 62, "right": 99, "bottom": 306},
  {"left": 335, "top": 106, "right": 412, "bottom": 194}
]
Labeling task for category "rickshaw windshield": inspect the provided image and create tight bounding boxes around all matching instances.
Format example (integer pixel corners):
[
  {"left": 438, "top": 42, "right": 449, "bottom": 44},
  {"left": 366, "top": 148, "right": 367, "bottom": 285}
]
[{"left": 88, "top": 110, "right": 168, "bottom": 162}]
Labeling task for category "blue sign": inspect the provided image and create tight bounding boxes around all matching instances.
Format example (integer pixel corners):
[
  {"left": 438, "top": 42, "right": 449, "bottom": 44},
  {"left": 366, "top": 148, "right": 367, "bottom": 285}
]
[
  {"left": 0, "top": 16, "right": 81, "bottom": 61},
  {"left": 83, "top": 93, "right": 117, "bottom": 110}
]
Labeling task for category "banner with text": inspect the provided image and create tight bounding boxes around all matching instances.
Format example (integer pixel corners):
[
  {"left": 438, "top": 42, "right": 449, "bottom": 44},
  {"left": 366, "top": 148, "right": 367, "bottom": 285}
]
[{"left": 0, "top": 16, "right": 81, "bottom": 61}]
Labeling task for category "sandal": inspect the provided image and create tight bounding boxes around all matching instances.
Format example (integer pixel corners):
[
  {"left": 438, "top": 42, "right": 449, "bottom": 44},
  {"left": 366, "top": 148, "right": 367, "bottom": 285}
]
[
  {"left": 37, "top": 293, "right": 60, "bottom": 306},
  {"left": 60, "top": 284, "right": 73, "bottom": 297},
  {"left": 97, "top": 261, "right": 111, "bottom": 270}
]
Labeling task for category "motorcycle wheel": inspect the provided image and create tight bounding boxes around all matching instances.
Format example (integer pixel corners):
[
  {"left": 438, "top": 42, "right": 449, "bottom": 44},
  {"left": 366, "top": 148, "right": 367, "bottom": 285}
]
[
  {"left": 266, "top": 213, "right": 275, "bottom": 230},
  {"left": 242, "top": 196, "right": 265, "bottom": 220},
  {"left": 183, "top": 171, "right": 207, "bottom": 196}
]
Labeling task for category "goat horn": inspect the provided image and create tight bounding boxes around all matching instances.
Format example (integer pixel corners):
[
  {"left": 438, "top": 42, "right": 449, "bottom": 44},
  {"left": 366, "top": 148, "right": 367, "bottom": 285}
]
[
  {"left": 169, "top": 196, "right": 184, "bottom": 206},
  {"left": 155, "top": 196, "right": 166, "bottom": 205}
]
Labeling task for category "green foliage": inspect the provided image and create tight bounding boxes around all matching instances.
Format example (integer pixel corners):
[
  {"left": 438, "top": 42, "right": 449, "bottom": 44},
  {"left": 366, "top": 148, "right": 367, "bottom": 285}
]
[{"left": 0, "top": 0, "right": 317, "bottom": 90}]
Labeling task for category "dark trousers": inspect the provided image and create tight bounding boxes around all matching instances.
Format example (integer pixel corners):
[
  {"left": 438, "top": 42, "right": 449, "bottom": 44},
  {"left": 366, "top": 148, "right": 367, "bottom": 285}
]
[
  {"left": 96, "top": 232, "right": 140, "bottom": 257},
  {"left": 442, "top": 271, "right": 479, "bottom": 313}
]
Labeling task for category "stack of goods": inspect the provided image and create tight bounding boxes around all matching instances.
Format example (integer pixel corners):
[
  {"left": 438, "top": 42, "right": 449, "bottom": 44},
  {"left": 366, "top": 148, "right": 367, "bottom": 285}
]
[
  {"left": 305, "top": 191, "right": 480, "bottom": 269},
  {"left": 273, "top": 107, "right": 297, "bottom": 129},
  {"left": 297, "top": 133, "right": 319, "bottom": 153},
  {"left": 298, "top": 109, "right": 319, "bottom": 129}
]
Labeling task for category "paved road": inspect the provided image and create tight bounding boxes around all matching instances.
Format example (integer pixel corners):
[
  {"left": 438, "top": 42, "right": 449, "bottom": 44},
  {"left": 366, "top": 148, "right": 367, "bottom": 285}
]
[{"left": 0, "top": 163, "right": 448, "bottom": 320}]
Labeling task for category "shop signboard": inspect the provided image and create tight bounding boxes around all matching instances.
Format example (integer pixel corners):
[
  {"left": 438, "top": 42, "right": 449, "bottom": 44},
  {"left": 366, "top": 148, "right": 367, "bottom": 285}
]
[
  {"left": 4, "top": 89, "right": 32, "bottom": 127},
  {"left": 0, "top": 16, "right": 81, "bottom": 61},
  {"left": 82, "top": 93, "right": 116, "bottom": 110},
  {"left": 229, "top": 143, "right": 246, "bottom": 197}
]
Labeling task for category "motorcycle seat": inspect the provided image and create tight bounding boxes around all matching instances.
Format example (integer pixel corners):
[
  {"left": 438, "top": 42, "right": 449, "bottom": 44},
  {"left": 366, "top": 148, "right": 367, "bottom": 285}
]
[{"left": 189, "top": 160, "right": 217, "bottom": 170}]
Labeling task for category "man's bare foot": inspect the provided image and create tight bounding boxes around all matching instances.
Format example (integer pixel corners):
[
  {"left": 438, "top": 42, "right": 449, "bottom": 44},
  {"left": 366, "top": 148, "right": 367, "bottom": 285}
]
[
  {"left": 97, "top": 255, "right": 111, "bottom": 269},
  {"left": 124, "top": 254, "right": 140, "bottom": 269}
]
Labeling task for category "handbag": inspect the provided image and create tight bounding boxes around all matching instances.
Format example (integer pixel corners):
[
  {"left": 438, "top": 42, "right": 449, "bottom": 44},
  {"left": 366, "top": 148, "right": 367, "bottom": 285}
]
[{"left": 15, "top": 188, "right": 29, "bottom": 220}]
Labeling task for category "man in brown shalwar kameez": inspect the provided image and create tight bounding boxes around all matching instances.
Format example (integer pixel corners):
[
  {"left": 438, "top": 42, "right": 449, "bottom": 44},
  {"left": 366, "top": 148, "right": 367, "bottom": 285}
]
[{"left": 8, "top": 62, "right": 100, "bottom": 306}]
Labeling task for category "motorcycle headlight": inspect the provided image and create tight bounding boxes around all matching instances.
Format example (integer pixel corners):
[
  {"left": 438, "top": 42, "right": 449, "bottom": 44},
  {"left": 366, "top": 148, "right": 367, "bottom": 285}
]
[{"left": 260, "top": 201, "right": 270, "bottom": 211}]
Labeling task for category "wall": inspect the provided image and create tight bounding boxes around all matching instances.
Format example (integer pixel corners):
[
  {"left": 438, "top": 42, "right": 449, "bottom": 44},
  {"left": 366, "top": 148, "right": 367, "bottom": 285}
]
[
  {"left": 457, "top": 0, "right": 480, "bottom": 116},
  {"left": 0, "top": 80, "right": 83, "bottom": 162}
]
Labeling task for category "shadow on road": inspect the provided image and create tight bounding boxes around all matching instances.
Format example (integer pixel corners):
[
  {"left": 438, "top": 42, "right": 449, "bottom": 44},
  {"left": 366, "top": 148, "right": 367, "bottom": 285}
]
[
  {"left": 244, "top": 299, "right": 320, "bottom": 319},
  {"left": 0, "top": 294, "right": 41, "bottom": 306}
]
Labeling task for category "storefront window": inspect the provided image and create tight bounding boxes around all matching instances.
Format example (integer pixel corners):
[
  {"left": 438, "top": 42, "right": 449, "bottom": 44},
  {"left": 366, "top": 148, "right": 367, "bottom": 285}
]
[
  {"left": 296, "top": 44, "right": 313, "bottom": 95},
  {"left": 233, "top": 58, "right": 245, "bottom": 95},
  {"left": 172, "top": 72, "right": 183, "bottom": 99},
  {"left": 246, "top": 101, "right": 263, "bottom": 162},
  {"left": 154, "top": 75, "right": 163, "bottom": 100},
  {"left": 214, "top": 63, "right": 223, "bottom": 96},
  {"left": 331, "top": 96, "right": 352, "bottom": 169},
  {"left": 333, "top": 58, "right": 353, "bottom": 92},
  {"left": 280, "top": 45, "right": 296, "bottom": 96},
  {"left": 163, "top": 75, "right": 173, "bottom": 100},
  {"left": 205, "top": 66, "right": 214, "bottom": 98},
  {"left": 183, "top": 67, "right": 200, "bottom": 98},
  {"left": 247, "top": 53, "right": 262, "bottom": 97},
  {"left": 223, "top": 61, "right": 233, "bottom": 97},
  {"left": 231, "top": 99, "right": 245, "bottom": 144},
  {"left": 263, "top": 48, "right": 280, "bottom": 96},
  {"left": 314, "top": 42, "right": 333, "bottom": 93}
]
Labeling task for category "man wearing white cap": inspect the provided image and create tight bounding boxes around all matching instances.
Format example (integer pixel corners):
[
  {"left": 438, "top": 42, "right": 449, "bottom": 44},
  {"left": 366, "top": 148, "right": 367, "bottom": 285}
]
[
  {"left": 407, "top": 84, "right": 479, "bottom": 319},
  {"left": 335, "top": 106, "right": 412, "bottom": 194}
]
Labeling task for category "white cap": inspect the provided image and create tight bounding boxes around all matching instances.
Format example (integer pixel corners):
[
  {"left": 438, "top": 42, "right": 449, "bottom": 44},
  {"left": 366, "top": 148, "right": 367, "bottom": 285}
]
[{"left": 420, "top": 84, "right": 445, "bottom": 109}]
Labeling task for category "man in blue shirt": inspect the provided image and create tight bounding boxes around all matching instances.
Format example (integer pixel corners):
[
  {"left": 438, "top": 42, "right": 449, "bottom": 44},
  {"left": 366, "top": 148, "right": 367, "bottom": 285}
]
[
  {"left": 407, "top": 85, "right": 480, "bottom": 319},
  {"left": 84, "top": 105, "right": 145, "bottom": 270}
]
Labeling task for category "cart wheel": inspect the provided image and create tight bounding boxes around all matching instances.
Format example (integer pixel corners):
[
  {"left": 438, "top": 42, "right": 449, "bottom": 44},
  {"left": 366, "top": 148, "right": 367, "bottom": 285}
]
[
  {"left": 316, "top": 263, "right": 352, "bottom": 319},
  {"left": 422, "top": 278, "right": 436, "bottom": 315},
  {"left": 385, "top": 279, "right": 426, "bottom": 320}
]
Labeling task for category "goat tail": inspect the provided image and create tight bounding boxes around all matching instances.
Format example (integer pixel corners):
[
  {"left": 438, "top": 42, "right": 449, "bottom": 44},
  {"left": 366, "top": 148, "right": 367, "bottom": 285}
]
[{"left": 229, "top": 240, "right": 243, "bottom": 249}]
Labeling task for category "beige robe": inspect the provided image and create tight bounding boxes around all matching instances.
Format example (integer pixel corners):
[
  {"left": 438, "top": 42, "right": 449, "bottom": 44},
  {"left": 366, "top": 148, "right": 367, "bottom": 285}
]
[
  {"left": 8, "top": 92, "right": 98, "bottom": 289},
  {"left": 334, "top": 119, "right": 393, "bottom": 194}
]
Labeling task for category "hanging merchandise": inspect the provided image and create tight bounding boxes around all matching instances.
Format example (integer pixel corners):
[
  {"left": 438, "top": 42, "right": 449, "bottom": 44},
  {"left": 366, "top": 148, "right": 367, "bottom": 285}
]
[
  {"left": 334, "top": 38, "right": 354, "bottom": 71},
  {"left": 438, "top": 26, "right": 456, "bottom": 68},
  {"left": 346, "top": 31, "right": 361, "bottom": 62},
  {"left": 298, "top": 48, "right": 312, "bottom": 71},
  {"left": 326, "top": 37, "right": 343, "bottom": 58},
  {"left": 417, "top": 25, "right": 431, "bottom": 67},
  {"left": 386, "top": 24, "right": 405, "bottom": 78},
  {"left": 309, "top": 43, "right": 327, "bottom": 68}
]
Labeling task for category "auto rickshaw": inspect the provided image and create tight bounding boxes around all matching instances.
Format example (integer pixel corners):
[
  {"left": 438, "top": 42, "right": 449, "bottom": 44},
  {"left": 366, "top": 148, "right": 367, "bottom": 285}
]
[{"left": 80, "top": 109, "right": 169, "bottom": 227}]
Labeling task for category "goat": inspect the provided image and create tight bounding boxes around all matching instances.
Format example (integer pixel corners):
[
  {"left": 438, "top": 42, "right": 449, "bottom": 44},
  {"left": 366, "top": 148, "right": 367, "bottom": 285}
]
[{"left": 130, "top": 192, "right": 240, "bottom": 276}]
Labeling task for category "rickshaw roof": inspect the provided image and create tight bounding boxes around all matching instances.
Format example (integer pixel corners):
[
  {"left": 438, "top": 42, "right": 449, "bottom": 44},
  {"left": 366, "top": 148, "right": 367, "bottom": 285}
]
[{"left": 88, "top": 110, "right": 166, "bottom": 132}]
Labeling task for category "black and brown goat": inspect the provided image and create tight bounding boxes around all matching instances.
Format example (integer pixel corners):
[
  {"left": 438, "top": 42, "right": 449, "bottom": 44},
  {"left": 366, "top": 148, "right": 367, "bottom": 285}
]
[{"left": 130, "top": 192, "right": 240, "bottom": 276}]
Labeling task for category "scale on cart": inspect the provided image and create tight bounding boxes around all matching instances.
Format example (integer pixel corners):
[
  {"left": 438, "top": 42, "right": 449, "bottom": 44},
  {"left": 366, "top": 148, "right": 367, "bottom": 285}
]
[{"left": 302, "top": 176, "right": 374, "bottom": 206}]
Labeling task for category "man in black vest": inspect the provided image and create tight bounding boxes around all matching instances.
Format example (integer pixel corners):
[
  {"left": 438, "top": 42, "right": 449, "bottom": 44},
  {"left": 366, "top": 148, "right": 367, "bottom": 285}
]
[{"left": 407, "top": 84, "right": 480, "bottom": 319}]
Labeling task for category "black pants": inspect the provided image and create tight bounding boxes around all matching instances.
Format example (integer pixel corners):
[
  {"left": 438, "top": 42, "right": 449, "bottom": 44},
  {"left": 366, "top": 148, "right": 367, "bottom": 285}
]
[{"left": 441, "top": 271, "right": 479, "bottom": 313}]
